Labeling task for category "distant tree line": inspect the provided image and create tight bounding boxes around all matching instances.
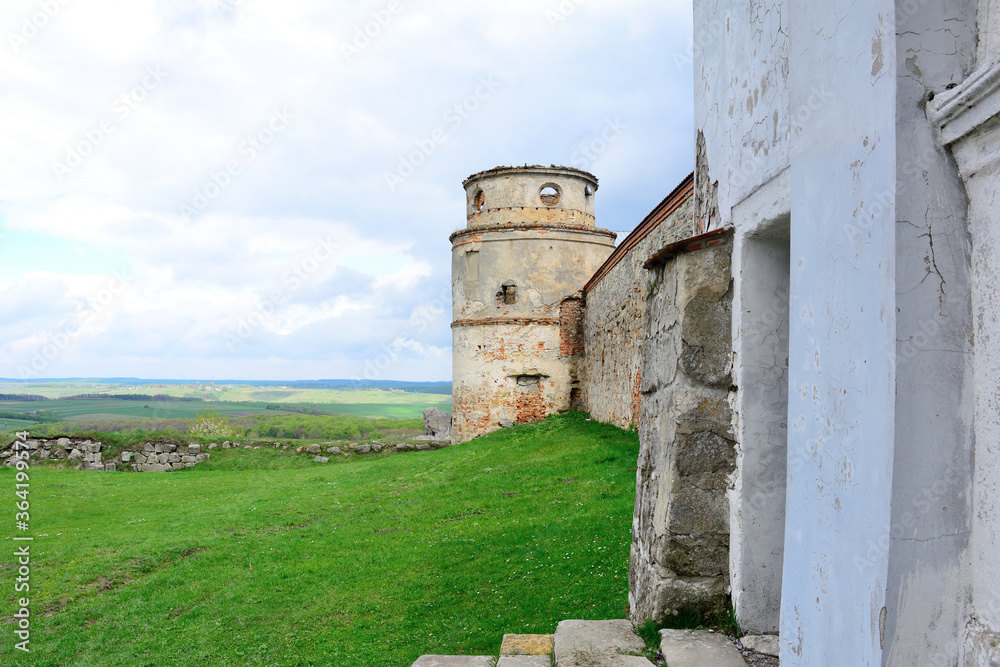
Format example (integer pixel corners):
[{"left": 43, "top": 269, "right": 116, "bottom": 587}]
[
  {"left": 0, "top": 410, "right": 62, "bottom": 423},
  {"left": 246, "top": 380, "right": 452, "bottom": 395},
  {"left": 245, "top": 414, "right": 417, "bottom": 441},
  {"left": 65, "top": 394, "right": 205, "bottom": 402},
  {"left": 265, "top": 404, "right": 330, "bottom": 416},
  {"left": 0, "top": 394, "right": 49, "bottom": 401}
]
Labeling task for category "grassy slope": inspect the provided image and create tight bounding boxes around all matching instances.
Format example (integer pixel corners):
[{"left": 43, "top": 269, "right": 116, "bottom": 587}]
[{"left": 0, "top": 413, "right": 637, "bottom": 666}]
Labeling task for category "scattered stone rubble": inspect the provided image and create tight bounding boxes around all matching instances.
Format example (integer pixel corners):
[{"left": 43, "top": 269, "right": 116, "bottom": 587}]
[{"left": 421, "top": 407, "right": 452, "bottom": 440}]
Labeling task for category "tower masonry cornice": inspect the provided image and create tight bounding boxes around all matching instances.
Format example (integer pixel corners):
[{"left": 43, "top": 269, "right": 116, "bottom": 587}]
[
  {"left": 449, "top": 223, "right": 617, "bottom": 246},
  {"left": 462, "top": 165, "right": 599, "bottom": 189}
]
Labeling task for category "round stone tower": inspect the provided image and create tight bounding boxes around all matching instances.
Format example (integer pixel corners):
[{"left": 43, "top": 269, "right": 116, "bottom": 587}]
[{"left": 450, "top": 165, "right": 617, "bottom": 443}]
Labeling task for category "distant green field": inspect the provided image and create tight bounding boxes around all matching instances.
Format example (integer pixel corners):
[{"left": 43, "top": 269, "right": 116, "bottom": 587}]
[
  {"left": 0, "top": 399, "right": 266, "bottom": 421},
  {"left": 0, "top": 381, "right": 452, "bottom": 430},
  {"left": 0, "top": 396, "right": 451, "bottom": 429},
  {"left": 216, "top": 387, "right": 452, "bottom": 407},
  {"left": 0, "top": 417, "right": 34, "bottom": 431}
]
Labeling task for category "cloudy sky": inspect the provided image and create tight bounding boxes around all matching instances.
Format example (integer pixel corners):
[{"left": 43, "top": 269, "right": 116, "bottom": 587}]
[{"left": 0, "top": 0, "right": 694, "bottom": 382}]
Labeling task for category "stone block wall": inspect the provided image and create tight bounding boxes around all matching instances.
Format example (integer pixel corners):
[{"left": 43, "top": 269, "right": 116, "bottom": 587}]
[
  {"left": 628, "top": 231, "right": 734, "bottom": 625},
  {"left": 124, "top": 442, "right": 211, "bottom": 472},
  {"left": 581, "top": 176, "right": 694, "bottom": 429},
  {"left": 2, "top": 437, "right": 210, "bottom": 472}
]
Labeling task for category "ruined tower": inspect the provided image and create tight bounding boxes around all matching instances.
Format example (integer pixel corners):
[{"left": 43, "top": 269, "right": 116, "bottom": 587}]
[{"left": 450, "top": 166, "right": 617, "bottom": 443}]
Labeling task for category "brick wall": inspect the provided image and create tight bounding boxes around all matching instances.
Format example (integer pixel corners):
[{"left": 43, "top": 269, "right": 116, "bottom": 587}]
[{"left": 559, "top": 297, "right": 585, "bottom": 357}]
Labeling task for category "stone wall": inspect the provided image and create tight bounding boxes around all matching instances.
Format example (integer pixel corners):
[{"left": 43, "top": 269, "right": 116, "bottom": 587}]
[
  {"left": 3, "top": 437, "right": 210, "bottom": 472},
  {"left": 581, "top": 177, "right": 694, "bottom": 429},
  {"left": 629, "top": 231, "right": 734, "bottom": 625},
  {"left": 123, "top": 442, "right": 211, "bottom": 472}
]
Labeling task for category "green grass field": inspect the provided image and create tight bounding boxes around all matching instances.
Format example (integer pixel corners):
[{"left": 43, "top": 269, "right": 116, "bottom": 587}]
[
  {"left": 0, "top": 413, "right": 637, "bottom": 666},
  {"left": 0, "top": 417, "right": 34, "bottom": 432},
  {"left": 0, "top": 394, "right": 451, "bottom": 423}
]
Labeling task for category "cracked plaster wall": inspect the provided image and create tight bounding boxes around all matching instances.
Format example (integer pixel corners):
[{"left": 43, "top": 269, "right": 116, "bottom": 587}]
[
  {"left": 927, "top": 1, "right": 1000, "bottom": 654},
  {"left": 884, "top": 2, "right": 978, "bottom": 665},
  {"left": 693, "top": 0, "right": 789, "bottom": 233},
  {"left": 780, "top": 3, "right": 899, "bottom": 664}
]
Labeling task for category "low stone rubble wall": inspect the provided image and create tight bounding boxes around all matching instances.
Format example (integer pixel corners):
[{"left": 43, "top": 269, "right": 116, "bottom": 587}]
[
  {"left": 124, "top": 442, "right": 210, "bottom": 472},
  {"left": 3, "top": 432, "right": 454, "bottom": 473},
  {"left": 2, "top": 437, "right": 210, "bottom": 472}
]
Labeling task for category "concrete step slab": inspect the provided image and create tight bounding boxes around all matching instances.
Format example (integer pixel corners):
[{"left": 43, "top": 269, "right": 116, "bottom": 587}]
[
  {"left": 412, "top": 656, "right": 497, "bottom": 667},
  {"left": 659, "top": 629, "right": 746, "bottom": 667},
  {"left": 553, "top": 619, "right": 654, "bottom": 667},
  {"left": 500, "top": 634, "right": 554, "bottom": 656},
  {"left": 740, "top": 634, "right": 779, "bottom": 656},
  {"left": 497, "top": 657, "right": 551, "bottom": 666}
]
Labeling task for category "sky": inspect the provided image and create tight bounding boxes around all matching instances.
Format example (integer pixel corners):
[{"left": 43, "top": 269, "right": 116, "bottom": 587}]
[{"left": 0, "top": 0, "right": 695, "bottom": 382}]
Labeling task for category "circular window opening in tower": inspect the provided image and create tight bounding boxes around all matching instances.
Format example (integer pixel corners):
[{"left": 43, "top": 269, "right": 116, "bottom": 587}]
[
  {"left": 539, "top": 184, "right": 561, "bottom": 207},
  {"left": 473, "top": 189, "right": 485, "bottom": 212}
]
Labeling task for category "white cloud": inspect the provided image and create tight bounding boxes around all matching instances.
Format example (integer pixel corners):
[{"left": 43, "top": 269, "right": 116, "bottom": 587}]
[{"left": 0, "top": 0, "right": 694, "bottom": 380}]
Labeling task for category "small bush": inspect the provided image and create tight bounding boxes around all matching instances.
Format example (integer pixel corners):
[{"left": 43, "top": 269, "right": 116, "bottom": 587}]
[{"left": 189, "top": 408, "right": 244, "bottom": 438}]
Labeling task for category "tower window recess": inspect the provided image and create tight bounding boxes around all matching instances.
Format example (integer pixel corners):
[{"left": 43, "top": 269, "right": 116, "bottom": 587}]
[
  {"left": 539, "top": 184, "right": 561, "bottom": 207},
  {"left": 497, "top": 280, "right": 517, "bottom": 305},
  {"left": 473, "top": 189, "right": 485, "bottom": 211}
]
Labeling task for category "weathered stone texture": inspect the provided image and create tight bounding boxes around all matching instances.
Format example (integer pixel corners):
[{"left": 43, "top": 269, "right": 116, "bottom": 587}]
[
  {"left": 659, "top": 629, "right": 746, "bottom": 667},
  {"left": 629, "top": 235, "right": 734, "bottom": 625},
  {"left": 423, "top": 407, "right": 452, "bottom": 439},
  {"left": 553, "top": 620, "right": 653, "bottom": 667},
  {"left": 581, "top": 185, "right": 694, "bottom": 430}
]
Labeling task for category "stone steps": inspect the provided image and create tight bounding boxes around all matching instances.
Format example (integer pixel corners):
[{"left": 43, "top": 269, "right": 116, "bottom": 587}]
[
  {"left": 659, "top": 629, "right": 746, "bottom": 667},
  {"left": 410, "top": 620, "right": 756, "bottom": 667},
  {"left": 411, "top": 620, "right": 651, "bottom": 666},
  {"left": 553, "top": 620, "right": 654, "bottom": 666}
]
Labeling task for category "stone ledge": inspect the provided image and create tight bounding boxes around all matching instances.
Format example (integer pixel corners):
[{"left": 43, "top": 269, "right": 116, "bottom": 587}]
[{"left": 929, "top": 60, "right": 1000, "bottom": 146}]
